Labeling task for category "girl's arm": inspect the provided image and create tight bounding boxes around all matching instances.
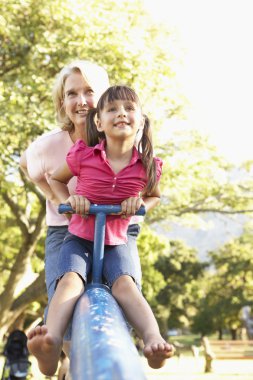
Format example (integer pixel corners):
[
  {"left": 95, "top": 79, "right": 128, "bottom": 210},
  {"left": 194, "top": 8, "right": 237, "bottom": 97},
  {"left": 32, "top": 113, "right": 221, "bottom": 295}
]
[
  {"left": 121, "top": 184, "right": 161, "bottom": 216},
  {"left": 142, "top": 184, "right": 161, "bottom": 212},
  {"left": 49, "top": 164, "right": 91, "bottom": 215}
]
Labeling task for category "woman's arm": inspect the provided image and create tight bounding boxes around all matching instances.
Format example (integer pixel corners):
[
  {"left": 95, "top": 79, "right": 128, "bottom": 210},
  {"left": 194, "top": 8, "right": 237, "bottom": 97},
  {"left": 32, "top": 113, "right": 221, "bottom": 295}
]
[
  {"left": 20, "top": 150, "right": 58, "bottom": 203},
  {"left": 49, "top": 163, "right": 74, "bottom": 204}
]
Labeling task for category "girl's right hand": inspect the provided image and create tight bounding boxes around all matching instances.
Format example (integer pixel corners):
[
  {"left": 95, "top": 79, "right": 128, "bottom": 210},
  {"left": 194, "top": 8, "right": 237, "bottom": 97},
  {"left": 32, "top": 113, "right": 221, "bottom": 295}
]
[
  {"left": 65, "top": 195, "right": 90, "bottom": 216},
  {"left": 121, "top": 196, "right": 144, "bottom": 217}
]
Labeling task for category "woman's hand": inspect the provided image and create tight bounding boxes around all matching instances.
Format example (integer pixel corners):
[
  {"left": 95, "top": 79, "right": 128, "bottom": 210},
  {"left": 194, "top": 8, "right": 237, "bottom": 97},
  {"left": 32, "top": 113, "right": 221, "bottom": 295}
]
[
  {"left": 65, "top": 195, "right": 90, "bottom": 216},
  {"left": 120, "top": 196, "right": 144, "bottom": 217}
]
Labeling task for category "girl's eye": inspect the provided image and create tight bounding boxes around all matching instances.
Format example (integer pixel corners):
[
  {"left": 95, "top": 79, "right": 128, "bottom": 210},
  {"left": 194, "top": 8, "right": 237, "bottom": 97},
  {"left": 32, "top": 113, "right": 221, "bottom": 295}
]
[
  {"left": 108, "top": 107, "right": 116, "bottom": 112},
  {"left": 86, "top": 89, "right": 94, "bottom": 95}
]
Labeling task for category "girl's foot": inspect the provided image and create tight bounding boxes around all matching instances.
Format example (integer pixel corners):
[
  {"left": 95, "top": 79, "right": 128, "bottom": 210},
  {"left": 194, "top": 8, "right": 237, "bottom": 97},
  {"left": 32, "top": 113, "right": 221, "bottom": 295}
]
[
  {"left": 143, "top": 336, "right": 175, "bottom": 369},
  {"left": 27, "top": 325, "right": 62, "bottom": 376}
]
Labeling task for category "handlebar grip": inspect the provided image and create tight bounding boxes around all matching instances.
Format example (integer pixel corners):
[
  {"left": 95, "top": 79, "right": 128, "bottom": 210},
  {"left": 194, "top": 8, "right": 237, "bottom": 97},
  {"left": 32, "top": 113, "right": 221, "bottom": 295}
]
[{"left": 58, "top": 203, "right": 146, "bottom": 216}]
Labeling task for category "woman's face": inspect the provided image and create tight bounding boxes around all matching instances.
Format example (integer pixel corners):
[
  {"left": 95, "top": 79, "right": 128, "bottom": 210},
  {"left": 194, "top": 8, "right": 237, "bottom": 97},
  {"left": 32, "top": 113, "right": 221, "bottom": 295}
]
[{"left": 63, "top": 72, "right": 96, "bottom": 128}]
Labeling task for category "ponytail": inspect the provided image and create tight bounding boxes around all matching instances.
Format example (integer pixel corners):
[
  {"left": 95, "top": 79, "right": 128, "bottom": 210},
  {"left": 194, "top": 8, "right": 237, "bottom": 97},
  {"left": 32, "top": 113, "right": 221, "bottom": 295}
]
[
  {"left": 138, "top": 115, "right": 157, "bottom": 195},
  {"left": 86, "top": 108, "right": 105, "bottom": 146}
]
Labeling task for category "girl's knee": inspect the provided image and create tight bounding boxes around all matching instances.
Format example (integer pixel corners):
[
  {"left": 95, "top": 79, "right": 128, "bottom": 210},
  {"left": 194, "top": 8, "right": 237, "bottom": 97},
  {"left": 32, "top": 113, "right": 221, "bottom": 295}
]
[
  {"left": 58, "top": 272, "right": 84, "bottom": 291},
  {"left": 111, "top": 275, "right": 136, "bottom": 299}
]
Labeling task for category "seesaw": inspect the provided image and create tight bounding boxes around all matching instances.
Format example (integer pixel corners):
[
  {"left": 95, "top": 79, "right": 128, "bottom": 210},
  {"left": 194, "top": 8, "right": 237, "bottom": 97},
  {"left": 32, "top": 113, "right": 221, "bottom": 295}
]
[{"left": 58, "top": 204, "right": 147, "bottom": 380}]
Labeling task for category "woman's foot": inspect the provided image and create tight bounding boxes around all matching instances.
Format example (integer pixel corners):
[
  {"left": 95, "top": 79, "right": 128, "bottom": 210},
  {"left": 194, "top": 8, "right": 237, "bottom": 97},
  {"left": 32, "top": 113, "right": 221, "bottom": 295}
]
[
  {"left": 143, "top": 335, "right": 175, "bottom": 369},
  {"left": 27, "top": 325, "right": 62, "bottom": 376}
]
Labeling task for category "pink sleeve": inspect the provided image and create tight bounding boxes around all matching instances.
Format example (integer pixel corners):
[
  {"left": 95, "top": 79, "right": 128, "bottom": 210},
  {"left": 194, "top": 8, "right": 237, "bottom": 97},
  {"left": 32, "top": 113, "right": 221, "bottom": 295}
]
[
  {"left": 66, "top": 139, "right": 86, "bottom": 176},
  {"left": 154, "top": 157, "right": 163, "bottom": 182}
]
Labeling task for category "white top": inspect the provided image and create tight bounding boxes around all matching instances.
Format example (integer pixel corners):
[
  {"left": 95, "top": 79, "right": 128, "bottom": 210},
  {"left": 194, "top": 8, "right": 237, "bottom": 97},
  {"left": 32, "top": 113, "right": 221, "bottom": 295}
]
[{"left": 26, "top": 128, "right": 76, "bottom": 226}]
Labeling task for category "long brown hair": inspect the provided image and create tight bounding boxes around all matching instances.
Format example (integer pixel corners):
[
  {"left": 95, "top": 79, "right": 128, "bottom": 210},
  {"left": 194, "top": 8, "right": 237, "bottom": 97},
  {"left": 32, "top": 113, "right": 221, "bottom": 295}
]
[{"left": 87, "top": 85, "right": 157, "bottom": 195}]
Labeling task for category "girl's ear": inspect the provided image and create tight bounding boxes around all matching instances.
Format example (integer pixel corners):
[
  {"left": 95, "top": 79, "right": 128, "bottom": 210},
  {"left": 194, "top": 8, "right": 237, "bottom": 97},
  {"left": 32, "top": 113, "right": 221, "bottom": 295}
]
[
  {"left": 139, "top": 115, "right": 145, "bottom": 130},
  {"left": 96, "top": 118, "right": 103, "bottom": 131}
]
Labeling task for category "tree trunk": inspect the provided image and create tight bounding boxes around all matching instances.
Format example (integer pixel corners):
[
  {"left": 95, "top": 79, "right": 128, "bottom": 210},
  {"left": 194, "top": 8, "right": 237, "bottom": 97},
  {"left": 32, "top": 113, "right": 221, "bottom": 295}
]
[
  {"left": 231, "top": 328, "right": 237, "bottom": 340},
  {"left": 218, "top": 328, "right": 223, "bottom": 340}
]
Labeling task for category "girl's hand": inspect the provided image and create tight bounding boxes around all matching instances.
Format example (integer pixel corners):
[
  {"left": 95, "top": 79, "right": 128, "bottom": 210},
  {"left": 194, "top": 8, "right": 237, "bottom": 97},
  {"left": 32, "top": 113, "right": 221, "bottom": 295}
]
[
  {"left": 121, "top": 197, "right": 144, "bottom": 217},
  {"left": 65, "top": 195, "right": 90, "bottom": 216}
]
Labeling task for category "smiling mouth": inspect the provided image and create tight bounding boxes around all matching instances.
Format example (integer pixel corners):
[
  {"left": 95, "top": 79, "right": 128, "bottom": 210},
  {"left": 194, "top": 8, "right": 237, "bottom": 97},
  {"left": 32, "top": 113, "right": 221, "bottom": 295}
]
[
  {"left": 114, "top": 122, "right": 130, "bottom": 127},
  {"left": 76, "top": 109, "right": 88, "bottom": 114}
]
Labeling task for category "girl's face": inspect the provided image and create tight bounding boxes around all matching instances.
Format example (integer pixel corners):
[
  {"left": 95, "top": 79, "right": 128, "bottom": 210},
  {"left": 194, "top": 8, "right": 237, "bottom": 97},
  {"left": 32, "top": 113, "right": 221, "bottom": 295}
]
[
  {"left": 96, "top": 99, "right": 144, "bottom": 141},
  {"left": 63, "top": 72, "right": 96, "bottom": 128}
]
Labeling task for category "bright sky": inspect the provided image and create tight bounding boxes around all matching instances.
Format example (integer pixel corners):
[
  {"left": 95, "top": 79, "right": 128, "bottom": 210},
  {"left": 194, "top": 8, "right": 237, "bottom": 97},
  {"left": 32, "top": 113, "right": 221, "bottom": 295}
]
[{"left": 144, "top": 0, "right": 253, "bottom": 164}]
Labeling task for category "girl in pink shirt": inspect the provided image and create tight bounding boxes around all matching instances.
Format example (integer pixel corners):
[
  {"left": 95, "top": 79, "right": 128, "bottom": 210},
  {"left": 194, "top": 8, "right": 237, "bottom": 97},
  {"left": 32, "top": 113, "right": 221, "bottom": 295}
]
[{"left": 27, "top": 85, "right": 174, "bottom": 376}]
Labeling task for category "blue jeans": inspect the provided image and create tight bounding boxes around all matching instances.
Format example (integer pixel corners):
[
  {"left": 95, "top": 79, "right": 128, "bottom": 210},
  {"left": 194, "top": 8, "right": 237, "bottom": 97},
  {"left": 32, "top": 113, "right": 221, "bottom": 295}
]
[
  {"left": 58, "top": 231, "right": 142, "bottom": 290},
  {"left": 44, "top": 224, "right": 140, "bottom": 340}
]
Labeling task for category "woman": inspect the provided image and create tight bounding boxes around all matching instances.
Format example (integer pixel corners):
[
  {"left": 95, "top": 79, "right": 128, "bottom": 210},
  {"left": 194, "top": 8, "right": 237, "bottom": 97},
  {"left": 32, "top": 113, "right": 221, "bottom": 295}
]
[{"left": 19, "top": 60, "right": 110, "bottom": 354}]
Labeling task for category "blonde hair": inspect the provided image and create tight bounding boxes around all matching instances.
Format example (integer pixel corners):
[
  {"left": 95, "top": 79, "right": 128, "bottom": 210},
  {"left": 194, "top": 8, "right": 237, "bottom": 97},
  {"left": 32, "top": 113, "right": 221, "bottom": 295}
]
[{"left": 52, "top": 60, "right": 109, "bottom": 132}]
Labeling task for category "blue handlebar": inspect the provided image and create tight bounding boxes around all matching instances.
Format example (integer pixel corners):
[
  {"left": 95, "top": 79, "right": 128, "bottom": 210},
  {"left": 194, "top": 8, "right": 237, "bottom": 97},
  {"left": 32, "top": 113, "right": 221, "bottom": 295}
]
[{"left": 58, "top": 203, "right": 146, "bottom": 216}]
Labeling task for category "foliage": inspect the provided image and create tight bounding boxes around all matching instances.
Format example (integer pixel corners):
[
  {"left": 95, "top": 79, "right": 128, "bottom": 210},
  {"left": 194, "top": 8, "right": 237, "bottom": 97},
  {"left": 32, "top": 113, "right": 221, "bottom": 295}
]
[
  {"left": 0, "top": 0, "right": 182, "bottom": 337},
  {"left": 155, "top": 239, "right": 208, "bottom": 333},
  {"left": 1, "top": 0, "right": 253, "bottom": 338},
  {"left": 192, "top": 222, "right": 253, "bottom": 337}
]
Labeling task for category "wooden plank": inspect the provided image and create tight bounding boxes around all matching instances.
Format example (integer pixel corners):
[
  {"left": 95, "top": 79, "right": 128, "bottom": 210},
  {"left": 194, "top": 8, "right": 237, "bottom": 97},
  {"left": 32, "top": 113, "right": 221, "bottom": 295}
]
[{"left": 208, "top": 340, "right": 253, "bottom": 360}]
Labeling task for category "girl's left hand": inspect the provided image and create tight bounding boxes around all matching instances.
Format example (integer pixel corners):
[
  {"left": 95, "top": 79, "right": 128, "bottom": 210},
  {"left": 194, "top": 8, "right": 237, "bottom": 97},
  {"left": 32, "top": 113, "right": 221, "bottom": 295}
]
[{"left": 121, "top": 196, "right": 144, "bottom": 217}]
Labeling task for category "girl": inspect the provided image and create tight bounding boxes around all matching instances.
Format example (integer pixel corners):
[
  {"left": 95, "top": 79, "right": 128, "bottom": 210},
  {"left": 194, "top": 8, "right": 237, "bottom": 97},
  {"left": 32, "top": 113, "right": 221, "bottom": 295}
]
[{"left": 27, "top": 85, "right": 174, "bottom": 376}]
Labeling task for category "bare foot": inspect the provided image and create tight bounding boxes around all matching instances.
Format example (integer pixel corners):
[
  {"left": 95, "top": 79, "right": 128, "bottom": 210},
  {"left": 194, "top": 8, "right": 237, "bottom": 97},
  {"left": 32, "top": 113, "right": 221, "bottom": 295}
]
[
  {"left": 143, "top": 336, "right": 175, "bottom": 369},
  {"left": 27, "top": 325, "right": 62, "bottom": 376}
]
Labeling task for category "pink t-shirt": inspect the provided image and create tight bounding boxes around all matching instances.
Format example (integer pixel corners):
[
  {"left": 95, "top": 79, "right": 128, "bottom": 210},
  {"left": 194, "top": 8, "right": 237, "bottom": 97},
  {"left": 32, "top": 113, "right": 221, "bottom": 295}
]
[
  {"left": 26, "top": 128, "right": 76, "bottom": 226},
  {"left": 67, "top": 139, "right": 163, "bottom": 245}
]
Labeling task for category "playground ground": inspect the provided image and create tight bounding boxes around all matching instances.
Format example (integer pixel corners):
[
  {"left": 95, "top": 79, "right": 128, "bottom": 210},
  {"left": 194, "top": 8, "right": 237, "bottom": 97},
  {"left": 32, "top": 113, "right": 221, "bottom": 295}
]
[
  {"left": 1, "top": 355, "right": 253, "bottom": 379},
  {"left": 142, "top": 356, "right": 253, "bottom": 380}
]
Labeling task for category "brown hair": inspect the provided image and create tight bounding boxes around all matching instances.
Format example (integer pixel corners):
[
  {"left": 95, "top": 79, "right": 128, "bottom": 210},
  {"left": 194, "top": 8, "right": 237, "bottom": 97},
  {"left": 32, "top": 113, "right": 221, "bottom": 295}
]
[{"left": 87, "top": 85, "right": 158, "bottom": 195}]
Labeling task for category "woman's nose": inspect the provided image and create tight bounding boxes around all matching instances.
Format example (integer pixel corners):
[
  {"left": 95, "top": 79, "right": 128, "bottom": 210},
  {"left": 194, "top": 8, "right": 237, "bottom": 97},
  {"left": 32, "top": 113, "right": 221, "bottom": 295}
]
[{"left": 77, "top": 94, "right": 87, "bottom": 106}]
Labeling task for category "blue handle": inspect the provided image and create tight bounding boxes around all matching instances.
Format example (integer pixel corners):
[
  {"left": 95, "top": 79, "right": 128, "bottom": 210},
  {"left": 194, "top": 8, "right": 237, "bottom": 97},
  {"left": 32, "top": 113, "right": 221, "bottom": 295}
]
[{"left": 58, "top": 203, "right": 146, "bottom": 216}]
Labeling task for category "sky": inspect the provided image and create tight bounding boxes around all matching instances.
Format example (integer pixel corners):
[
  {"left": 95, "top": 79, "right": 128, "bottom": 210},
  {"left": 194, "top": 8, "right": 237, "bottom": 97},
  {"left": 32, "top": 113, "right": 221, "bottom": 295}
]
[{"left": 144, "top": 0, "right": 253, "bottom": 164}]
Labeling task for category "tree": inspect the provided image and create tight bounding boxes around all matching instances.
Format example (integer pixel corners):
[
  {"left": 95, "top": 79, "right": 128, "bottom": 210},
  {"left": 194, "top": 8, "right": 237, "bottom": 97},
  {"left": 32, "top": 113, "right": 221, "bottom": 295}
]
[
  {"left": 192, "top": 223, "right": 253, "bottom": 339},
  {"left": 1, "top": 0, "right": 253, "bottom": 338},
  {"left": 0, "top": 0, "right": 182, "bottom": 337},
  {"left": 155, "top": 239, "right": 207, "bottom": 334}
]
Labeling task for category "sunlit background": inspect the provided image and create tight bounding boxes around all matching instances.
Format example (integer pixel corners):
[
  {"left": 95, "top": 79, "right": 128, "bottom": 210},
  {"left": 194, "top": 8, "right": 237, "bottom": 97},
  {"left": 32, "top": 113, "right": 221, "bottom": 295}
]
[{"left": 144, "top": 0, "right": 253, "bottom": 164}]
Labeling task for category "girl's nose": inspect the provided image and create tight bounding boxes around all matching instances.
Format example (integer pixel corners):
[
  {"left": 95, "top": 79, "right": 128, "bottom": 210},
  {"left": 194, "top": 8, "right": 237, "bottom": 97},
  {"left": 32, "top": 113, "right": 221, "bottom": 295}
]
[{"left": 117, "top": 105, "right": 126, "bottom": 116}]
